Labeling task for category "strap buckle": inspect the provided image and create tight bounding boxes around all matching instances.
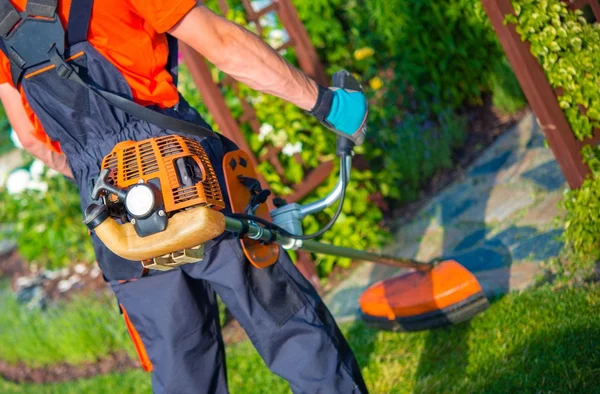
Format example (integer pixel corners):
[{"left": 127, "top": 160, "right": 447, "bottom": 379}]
[{"left": 47, "top": 45, "right": 74, "bottom": 79}]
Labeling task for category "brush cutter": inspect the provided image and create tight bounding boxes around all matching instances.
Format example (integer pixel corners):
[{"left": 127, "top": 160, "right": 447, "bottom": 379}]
[{"left": 83, "top": 71, "right": 489, "bottom": 332}]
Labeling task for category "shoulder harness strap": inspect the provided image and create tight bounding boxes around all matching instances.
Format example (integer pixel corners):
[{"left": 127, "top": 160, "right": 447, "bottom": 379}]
[
  {"left": 66, "top": 0, "right": 92, "bottom": 46},
  {"left": 0, "top": 0, "right": 20, "bottom": 37},
  {"left": 0, "top": 0, "right": 63, "bottom": 86},
  {"left": 25, "top": 0, "right": 57, "bottom": 18},
  {"left": 47, "top": 46, "right": 218, "bottom": 140},
  {"left": 166, "top": 34, "right": 178, "bottom": 86}
]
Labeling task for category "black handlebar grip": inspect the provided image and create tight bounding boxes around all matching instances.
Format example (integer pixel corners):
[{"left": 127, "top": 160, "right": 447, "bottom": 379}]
[{"left": 332, "top": 70, "right": 363, "bottom": 92}]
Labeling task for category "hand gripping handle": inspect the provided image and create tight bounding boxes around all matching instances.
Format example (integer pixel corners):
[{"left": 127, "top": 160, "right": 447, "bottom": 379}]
[{"left": 331, "top": 70, "right": 368, "bottom": 146}]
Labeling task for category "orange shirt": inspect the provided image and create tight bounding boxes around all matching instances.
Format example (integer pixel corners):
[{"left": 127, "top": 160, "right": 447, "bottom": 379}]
[{"left": 0, "top": 0, "right": 196, "bottom": 152}]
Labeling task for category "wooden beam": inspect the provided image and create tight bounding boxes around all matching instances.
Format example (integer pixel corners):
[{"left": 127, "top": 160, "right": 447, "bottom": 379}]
[{"left": 482, "top": 0, "right": 590, "bottom": 188}]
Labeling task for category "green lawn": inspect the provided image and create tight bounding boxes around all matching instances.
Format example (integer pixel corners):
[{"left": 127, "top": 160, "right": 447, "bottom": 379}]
[
  {"left": 0, "top": 284, "right": 135, "bottom": 367},
  {"left": 1, "top": 284, "right": 598, "bottom": 393}
]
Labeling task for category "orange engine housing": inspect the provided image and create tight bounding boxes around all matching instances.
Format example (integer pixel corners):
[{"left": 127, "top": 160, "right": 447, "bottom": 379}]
[{"left": 101, "top": 135, "right": 225, "bottom": 213}]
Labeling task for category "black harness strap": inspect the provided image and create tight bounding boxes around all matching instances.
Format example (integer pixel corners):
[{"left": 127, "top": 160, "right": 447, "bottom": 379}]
[
  {"left": 48, "top": 46, "right": 218, "bottom": 140},
  {"left": 0, "top": 0, "right": 20, "bottom": 37},
  {"left": 25, "top": 0, "right": 56, "bottom": 18},
  {"left": 166, "top": 34, "right": 179, "bottom": 87},
  {"left": 66, "top": 0, "right": 92, "bottom": 46}
]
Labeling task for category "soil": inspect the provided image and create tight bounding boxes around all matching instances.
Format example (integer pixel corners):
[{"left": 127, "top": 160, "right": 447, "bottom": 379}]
[
  {"left": 0, "top": 352, "right": 139, "bottom": 384},
  {"left": 0, "top": 100, "right": 527, "bottom": 384}
]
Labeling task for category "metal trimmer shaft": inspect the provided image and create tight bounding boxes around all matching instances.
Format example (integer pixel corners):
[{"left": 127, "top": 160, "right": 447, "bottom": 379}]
[{"left": 224, "top": 217, "right": 433, "bottom": 271}]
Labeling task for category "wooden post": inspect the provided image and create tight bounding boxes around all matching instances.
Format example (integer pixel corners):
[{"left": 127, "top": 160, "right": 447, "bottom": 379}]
[
  {"left": 481, "top": 0, "right": 590, "bottom": 188},
  {"left": 273, "top": 0, "right": 328, "bottom": 86}
]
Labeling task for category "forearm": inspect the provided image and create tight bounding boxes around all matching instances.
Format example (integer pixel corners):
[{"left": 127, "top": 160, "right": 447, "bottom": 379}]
[
  {"left": 21, "top": 137, "right": 72, "bottom": 178},
  {"left": 0, "top": 84, "right": 73, "bottom": 178},
  {"left": 170, "top": 5, "right": 319, "bottom": 110}
]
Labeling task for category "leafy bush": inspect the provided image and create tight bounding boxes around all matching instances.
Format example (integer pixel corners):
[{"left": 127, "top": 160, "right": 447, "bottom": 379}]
[
  {"left": 487, "top": 57, "right": 528, "bottom": 114},
  {"left": 0, "top": 158, "right": 95, "bottom": 270},
  {"left": 560, "top": 145, "right": 600, "bottom": 280},
  {"left": 508, "top": 0, "right": 598, "bottom": 279},
  {"left": 508, "top": 0, "right": 599, "bottom": 141},
  {"left": 342, "top": 0, "right": 509, "bottom": 112}
]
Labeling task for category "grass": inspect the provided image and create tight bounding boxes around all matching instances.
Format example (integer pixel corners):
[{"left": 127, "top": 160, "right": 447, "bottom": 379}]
[
  {"left": 0, "top": 283, "right": 598, "bottom": 393},
  {"left": 0, "top": 286, "right": 135, "bottom": 367}
]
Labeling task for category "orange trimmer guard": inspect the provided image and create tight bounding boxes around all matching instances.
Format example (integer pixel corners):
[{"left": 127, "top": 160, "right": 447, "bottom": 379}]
[{"left": 359, "top": 260, "right": 489, "bottom": 331}]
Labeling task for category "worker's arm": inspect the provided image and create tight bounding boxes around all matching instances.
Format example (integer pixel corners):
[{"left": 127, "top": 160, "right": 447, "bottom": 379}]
[
  {"left": 169, "top": 4, "right": 367, "bottom": 143},
  {"left": 0, "top": 83, "right": 73, "bottom": 178}
]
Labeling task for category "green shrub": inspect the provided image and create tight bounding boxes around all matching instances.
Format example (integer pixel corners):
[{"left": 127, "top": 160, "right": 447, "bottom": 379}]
[
  {"left": 488, "top": 57, "right": 528, "bottom": 114},
  {"left": 560, "top": 145, "right": 600, "bottom": 280},
  {"left": 343, "top": 0, "right": 508, "bottom": 112},
  {"left": 0, "top": 159, "right": 94, "bottom": 270},
  {"left": 508, "top": 0, "right": 599, "bottom": 141}
]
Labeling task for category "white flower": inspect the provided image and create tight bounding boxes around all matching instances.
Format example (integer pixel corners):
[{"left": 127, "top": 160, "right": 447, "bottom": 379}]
[
  {"left": 60, "top": 268, "right": 70, "bottom": 277},
  {"left": 27, "top": 180, "right": 48, "bottom": 194},
  {"left": 74, "top": 263, "right": 88, "bottom": 275},
  {"left": 68, "top": 274, "right": 81, "bottom": 285},
  {"left": 281, "top": 142, "right": 303, "bottom": 157},
  {"left": 247, "top": 95, "right": 264, "bottom": 105},
  {"left": 90, "top": 266, "right": 101, "bottom": 279},
  {"left": 45, "top": 168, "right": 59, "bottom": 178},
  {"left": 29, "top": 159, "right": 46, "bottom": 180},
  {"left": 57, "top": 279, "right": 72, "bottom": 293},
  {"left": 9, "top": 129, "right": 22, "bottom": 149},
  {"left": 44, "top": 270, "right": 60, "bottom": 280},
  {"left": 258, "top": 123, "right": 274, "bottom": 142},
  {"left": 6, "top": 169, "right": 31, "bottom": 195},
  {"left": 271, "top": 130, "right": 288, "bottom": 148}
]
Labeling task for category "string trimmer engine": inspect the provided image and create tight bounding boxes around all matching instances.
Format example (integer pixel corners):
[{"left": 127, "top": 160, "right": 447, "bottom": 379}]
[{"left": 84, "top": 135, "right": 227, "bottom": 270}]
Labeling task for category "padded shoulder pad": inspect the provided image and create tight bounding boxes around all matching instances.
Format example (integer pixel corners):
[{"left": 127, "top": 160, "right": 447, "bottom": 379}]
[
  {"left": 26, "top": 0, "right": 57, "bottom": 18},
  {"left": 0, "top": 1, "right": 20, "bottom": 37}
]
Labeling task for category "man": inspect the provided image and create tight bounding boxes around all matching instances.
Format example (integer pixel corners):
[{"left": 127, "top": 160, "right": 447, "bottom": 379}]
[{"left": 0, "top": 1, "right": 369, "bottom": 393}]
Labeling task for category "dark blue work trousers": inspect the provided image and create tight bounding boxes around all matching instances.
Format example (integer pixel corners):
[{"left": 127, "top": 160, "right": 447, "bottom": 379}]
[{"left": 111, "top": 235, "right": 368, "bottom": 394}]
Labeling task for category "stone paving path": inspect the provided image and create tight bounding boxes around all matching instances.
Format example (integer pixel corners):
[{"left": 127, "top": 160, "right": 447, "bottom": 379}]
[{"left": 324, "top": 111, "right": 566, "bottom": 323}]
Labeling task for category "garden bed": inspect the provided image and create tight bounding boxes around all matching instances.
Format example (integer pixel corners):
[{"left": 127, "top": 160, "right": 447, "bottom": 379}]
[{"left": 384, "top": 96, "right": 527, "bottom": 228}]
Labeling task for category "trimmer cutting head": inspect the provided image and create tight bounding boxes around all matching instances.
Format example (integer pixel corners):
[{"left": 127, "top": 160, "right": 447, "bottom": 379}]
[{"left": 359, "top": 260, "right": 489, "bottom": 331}]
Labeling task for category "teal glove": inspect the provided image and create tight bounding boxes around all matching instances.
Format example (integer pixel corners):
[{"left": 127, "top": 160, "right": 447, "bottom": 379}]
[{"left": 309, "top": 84, "right": 368, "bottom": 145}]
